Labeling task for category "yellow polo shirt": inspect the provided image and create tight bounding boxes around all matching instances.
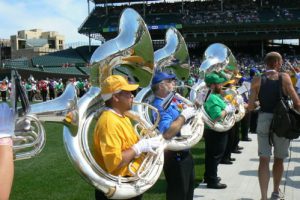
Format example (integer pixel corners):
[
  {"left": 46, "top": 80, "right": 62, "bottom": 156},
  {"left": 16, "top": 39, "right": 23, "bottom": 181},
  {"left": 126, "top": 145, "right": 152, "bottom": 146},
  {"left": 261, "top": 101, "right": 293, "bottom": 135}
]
[{"left": 93, "top": 109, "right": 142, "bottom": 176}]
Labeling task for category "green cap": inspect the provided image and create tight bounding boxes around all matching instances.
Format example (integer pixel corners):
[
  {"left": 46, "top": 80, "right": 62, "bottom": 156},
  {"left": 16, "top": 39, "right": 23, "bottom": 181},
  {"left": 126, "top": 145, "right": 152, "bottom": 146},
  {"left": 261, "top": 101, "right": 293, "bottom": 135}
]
[{"left": 205, "top": 72, "right": 227, "bottom": 84}]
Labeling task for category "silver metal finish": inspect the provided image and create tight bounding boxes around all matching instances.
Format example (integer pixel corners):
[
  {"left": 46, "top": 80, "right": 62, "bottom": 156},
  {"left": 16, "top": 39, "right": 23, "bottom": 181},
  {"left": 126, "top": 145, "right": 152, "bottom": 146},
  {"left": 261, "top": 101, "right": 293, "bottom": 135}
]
[
  {"left": 154, "top": 27, "right": 190, "bottom": 81},
  {"left": 13, "top": 83, "right": 77, "bottom": 160},
  {"left": 89, "top": 8, "right": 154, "bottom": 88},
  {"left": 200, "top": 43, "right": 237, "bottom": 75},
  {"left": 223, "top": 88, "right": 246, "bottom": 122},
  {"left": 196, "top": 43, "right": 238, "bottom": 132},
  {"left": 63, "top": 8, "right": 164, "bottom": 199},
  {"left": 134, "top": 27, "right": 204, "bottom": 151}
]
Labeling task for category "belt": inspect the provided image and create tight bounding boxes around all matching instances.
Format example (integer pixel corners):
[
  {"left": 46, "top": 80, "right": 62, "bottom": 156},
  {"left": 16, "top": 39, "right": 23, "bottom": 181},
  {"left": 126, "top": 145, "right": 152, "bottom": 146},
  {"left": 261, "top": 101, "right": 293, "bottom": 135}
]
[{"left": 165, "top": 150, "right": 190, "bottom": 161}]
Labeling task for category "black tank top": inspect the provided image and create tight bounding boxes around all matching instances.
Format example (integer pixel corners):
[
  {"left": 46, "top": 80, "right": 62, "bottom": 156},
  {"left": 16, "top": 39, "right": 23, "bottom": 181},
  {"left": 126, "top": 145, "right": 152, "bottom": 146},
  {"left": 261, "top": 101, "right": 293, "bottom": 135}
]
[{"left": 258, "top": 75, "right": 281, "bottom": 113}]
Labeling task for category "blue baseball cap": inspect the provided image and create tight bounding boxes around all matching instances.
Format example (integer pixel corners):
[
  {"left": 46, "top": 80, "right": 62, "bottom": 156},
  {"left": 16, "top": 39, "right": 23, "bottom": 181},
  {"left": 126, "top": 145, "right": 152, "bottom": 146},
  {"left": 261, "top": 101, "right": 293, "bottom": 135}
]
[
  {"left": 151, "top": 72, "right": 176, "bottom": 85},
  {"left": 250, "top": 67, "right": 259, "bottom": 77}
]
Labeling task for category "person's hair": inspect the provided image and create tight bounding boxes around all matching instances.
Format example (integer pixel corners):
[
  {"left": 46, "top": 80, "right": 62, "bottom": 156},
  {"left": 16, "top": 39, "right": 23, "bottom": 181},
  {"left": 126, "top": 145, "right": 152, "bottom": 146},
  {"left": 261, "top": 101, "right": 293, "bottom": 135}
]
[
  {"left": 104, "top": 98, "right": 113, "bottom": 107},
  {"left": 151, "top": 83, "right": 160, "bottom": 94},
  {"left": 205, "top": 83, "right": 212, "bottom": 87},
  {"left": 264, "top": 52, "right": 282, "bottom": 69}
]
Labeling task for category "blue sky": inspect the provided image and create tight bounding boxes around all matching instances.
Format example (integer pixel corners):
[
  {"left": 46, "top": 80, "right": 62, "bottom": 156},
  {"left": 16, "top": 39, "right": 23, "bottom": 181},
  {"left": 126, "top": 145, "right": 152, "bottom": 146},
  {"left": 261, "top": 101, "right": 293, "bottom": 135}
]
[{"left": 0, "top": 0, "right": 95, "bottom": 44}]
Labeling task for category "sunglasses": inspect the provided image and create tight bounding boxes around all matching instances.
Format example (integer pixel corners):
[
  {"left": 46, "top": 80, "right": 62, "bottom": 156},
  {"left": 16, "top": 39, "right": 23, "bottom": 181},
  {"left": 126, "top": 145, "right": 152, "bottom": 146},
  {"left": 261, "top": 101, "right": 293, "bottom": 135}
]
[{"left": 116, "top": 91, "right": 134, "bottom": 98}]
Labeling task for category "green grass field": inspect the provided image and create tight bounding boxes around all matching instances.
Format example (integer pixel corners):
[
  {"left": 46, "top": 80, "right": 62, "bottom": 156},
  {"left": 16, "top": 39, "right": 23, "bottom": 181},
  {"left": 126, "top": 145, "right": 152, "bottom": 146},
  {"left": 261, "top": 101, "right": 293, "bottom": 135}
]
[{"left": 10, "top": 122, "right": 205, "bottom": 200}]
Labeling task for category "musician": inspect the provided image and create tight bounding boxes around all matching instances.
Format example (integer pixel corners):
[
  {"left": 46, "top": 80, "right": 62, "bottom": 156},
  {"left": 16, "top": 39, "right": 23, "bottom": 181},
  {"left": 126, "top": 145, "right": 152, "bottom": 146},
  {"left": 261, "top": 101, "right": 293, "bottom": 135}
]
[
  {"left": 248, "top": 68, "right": 260, "bottom": 134},
  {"left": 76, "top": 78, "right": 85, "bottom": 97},
  {"left": 25, "top": 79, "right": 34, "bottom": 102},
  {"left": 248, "top": 52, "right": 300, "bottom": 200},
  {"left": 221, "top": 78, "right": 239, "bottom": 164},
  {"left": 0, "top": 103, "right": 15, "bottom": 200},
  {"left": 55, "top": 79, "right": 64, "bottom": 97},
  {"left": 203, "top": 72, "right": 235, "bottom": 189},
  {"left": 296, "top": 68, "right": 300, "bottom": 97},
  {"left": 0, "top": 80, "right": 8, "bottom": 102},
  {"left": 93, "top": 75, "right": 162, "bottom": 200},
  {"left": 38, "top": 80, "right": 48, "bottom": 102},
  {"left": 48, "top": 79, "right": 56, "bottom": 100},
  {"left": 151, "top": 72, "right": 197, "bottom": 200}
]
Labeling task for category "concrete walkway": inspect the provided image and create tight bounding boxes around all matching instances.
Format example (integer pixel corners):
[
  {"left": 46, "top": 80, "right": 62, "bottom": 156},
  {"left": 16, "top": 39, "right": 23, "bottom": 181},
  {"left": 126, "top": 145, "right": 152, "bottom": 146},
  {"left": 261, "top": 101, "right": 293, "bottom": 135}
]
[{"left": 194, "top": 134, "right": 300, "bottom": 200}]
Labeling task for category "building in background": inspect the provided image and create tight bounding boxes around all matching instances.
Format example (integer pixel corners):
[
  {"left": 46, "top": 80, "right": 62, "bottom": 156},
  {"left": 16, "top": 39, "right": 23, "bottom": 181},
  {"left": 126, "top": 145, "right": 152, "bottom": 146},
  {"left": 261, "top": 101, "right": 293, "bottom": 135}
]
[
  {"left": 10, "top": 29, "right": 65, "bottom": 59},
  {"left": 0, "top": 39, "right": 11, "bottom": 67}
]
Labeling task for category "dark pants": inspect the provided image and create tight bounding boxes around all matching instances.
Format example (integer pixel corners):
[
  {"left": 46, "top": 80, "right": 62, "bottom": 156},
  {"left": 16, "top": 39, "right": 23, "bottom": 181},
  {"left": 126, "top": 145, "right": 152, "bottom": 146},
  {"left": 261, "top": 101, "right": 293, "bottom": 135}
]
[
  {"left": 27, "top": 90, "right": 34, "bottom": 102},
  {"left": 204, "top": 128, "right": 228, "bottom": 184},
  {"left": 231, "top": 122, "right": 240, "bottom": 152},
  {"left": 1, "top": 91, "right": 6, "bottom": 101},
  {"left": 164, "top": 150, "right": 195, "bottom": 200},
  {"left": 56, "top": 90, "right": 63, "bottom": 97},
  {"left": 49, "top": 89, "right": 55, "bottom": 100},
  {"left": 250, "top": 111, "right": 258, "bottom": 133},
  {"left": 41, "top": 90, "right": 47, "bottom": 102},
  {"left": 241, "top": 112, "right": 250, "bottom": 139},
  {"left": 95, "top": 190, "right": 143, "bottom": 200},
  {"left": 222, "top": 126, "right": 236, "bottom": 161},
  {"left": 79, "top": 89, "right": 85, "bottom": 97}
]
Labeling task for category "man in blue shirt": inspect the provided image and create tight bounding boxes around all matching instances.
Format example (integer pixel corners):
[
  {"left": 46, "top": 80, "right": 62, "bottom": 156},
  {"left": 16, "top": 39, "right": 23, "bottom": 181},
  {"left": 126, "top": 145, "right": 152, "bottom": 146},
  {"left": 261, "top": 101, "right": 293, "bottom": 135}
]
[{"left": 151, "top": 72, "right": 197, "bottom": 200}]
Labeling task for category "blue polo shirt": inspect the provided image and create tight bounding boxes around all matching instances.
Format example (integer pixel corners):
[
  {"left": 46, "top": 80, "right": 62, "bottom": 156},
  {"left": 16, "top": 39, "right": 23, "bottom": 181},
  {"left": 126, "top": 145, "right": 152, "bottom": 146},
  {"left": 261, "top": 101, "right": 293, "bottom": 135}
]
[{"left": 152, "top": 97, "right": 181, "bottom": 136}]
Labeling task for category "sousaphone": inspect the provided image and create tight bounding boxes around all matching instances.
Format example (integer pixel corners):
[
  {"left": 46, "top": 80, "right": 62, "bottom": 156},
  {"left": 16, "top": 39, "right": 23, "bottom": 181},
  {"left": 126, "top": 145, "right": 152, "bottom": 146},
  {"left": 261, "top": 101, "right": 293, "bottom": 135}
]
[
  {"left": 63, "top": 8, "right": 164, "bottom": 199},
  {"left": 133, "top": 27, "right": 204, "bottom": 151},
  {"left": 194, "top": 43, "right": 237, "bottom": 132},
  {"left": 11, "top": 70, "right": 77, "bottom": 160}
]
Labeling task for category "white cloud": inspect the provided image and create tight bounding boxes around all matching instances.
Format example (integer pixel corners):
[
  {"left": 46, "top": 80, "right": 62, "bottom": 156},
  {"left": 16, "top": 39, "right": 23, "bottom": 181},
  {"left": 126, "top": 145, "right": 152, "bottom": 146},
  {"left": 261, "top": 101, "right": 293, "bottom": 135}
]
[{"left": 0, "top": 0, "right": 93, "bottom": 43}]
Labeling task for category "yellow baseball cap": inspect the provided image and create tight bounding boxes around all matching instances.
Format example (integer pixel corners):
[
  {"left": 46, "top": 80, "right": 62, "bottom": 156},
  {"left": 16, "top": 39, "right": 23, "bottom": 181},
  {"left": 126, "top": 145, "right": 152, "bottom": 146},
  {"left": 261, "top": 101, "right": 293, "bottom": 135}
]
[
  {"left": 101, "top": 75, "right": 139, "bottom": 101},
  {"left": 235, "top": 73, "right": 242, "bottom": 79},
  {"left": 223, "top": 79, "right": 235, "bottom": 86}
]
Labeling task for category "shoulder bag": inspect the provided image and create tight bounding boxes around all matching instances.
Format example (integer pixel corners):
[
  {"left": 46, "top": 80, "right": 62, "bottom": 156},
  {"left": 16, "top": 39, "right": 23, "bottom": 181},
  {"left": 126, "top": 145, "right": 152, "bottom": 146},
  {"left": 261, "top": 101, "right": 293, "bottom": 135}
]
[{"left": 269, "top": 74, "right": 300, "bottom": 140}]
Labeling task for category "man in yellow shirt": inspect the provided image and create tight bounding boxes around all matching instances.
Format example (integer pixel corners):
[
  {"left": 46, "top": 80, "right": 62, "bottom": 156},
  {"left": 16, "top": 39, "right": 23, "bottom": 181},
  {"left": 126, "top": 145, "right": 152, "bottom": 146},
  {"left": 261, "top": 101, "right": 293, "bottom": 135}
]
[{"left": 93, "top": 75, "right": 161, "bottom": 200}]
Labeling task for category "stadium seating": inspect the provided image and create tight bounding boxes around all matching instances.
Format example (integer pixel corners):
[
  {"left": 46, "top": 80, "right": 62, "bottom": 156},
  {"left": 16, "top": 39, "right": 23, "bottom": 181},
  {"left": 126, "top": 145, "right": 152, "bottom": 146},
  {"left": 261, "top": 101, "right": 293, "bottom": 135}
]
[
  {"left": 42, "top": 66, "right": 85, "bottom": 75},
  {"left": 32, "top": 48, "right": 85, "bottom": 67},
  {"left": 78, "top": 67, "right": 91, "bottom": 75},
  {"left": 79, "top": 0, "right": 300, "bottom": 37},
  {"left": 75, "top": 45, "right": 98, "bottom": 62},
  {"left": 3, "top": 58, "right": 29, "bottom": 68}
]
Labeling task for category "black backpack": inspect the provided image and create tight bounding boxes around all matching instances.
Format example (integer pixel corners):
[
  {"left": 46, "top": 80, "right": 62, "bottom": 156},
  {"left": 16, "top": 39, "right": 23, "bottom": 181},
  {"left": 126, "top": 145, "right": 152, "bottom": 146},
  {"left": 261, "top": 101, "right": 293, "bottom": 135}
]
[{"left": 269, "top": 75, "right": 300, "bottom": 140}]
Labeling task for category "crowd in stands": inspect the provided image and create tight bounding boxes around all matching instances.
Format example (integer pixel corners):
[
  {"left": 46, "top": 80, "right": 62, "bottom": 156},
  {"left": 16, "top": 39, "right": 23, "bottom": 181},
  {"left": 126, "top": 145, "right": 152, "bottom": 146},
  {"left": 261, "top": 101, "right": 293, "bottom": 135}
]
[
  {"left": 181, "top": 1, "right": 260, "bottom": 25},
  {"left": 184, "top": 53, "right": 300, "bottom": 94},
  {"left": 88, "top": 0, "right": 300, "bottom": 29}
]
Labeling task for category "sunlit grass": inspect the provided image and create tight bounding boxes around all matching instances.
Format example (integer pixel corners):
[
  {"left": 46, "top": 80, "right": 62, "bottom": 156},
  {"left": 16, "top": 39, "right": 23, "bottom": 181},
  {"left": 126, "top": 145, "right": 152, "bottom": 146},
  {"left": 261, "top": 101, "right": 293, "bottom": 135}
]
[{"left": 11, "top": 122, "right": 205, "bottom": 200}]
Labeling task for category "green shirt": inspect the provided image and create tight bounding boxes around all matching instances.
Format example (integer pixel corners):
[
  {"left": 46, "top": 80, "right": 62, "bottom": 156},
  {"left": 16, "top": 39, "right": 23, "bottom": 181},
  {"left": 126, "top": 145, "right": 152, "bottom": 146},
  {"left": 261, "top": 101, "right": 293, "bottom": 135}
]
[
  {"left": 76, "top": 81, "right": 84, "bottom": 90},
  {"left": 187, "top": 78, "right": 194, "bottom": 86},
  {"left": 55, "top": 83, "right": 63, "bottom": 90},
  {"left": 204, "top": 93, "right": 226, "bottom": 121},
  {"left": 25, "top": 83, "right": 32, "bottom": 91}
]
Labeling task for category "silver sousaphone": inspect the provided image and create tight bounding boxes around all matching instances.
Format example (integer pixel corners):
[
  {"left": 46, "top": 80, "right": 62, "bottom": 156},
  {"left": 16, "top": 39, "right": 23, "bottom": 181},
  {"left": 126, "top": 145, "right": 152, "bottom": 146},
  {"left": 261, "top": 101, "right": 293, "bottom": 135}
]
[
  {"left": 63, "top": 8, "right": 164, "bottom": 199},
  {"left": 192, "top": 43, "right": 237, "bottom": 132},
  {"left": 133, "top": 27, "right": 204, "bottom": 151},
  {"left": 11, "top": 70, "right": 77, "bottom": 161}
]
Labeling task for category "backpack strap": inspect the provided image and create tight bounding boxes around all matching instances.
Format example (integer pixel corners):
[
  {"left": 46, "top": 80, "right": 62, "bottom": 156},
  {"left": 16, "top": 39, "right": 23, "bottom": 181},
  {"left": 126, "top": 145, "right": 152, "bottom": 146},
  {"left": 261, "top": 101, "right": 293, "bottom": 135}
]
[
  {"left": 278, "top": 73, "right": 283, "bottom": 100},
  {"left": 257, "top": 74, "right": 266, "bottom": 98},
  {"left": 269, "top": 73, "right": 287, "bottom": 145}
]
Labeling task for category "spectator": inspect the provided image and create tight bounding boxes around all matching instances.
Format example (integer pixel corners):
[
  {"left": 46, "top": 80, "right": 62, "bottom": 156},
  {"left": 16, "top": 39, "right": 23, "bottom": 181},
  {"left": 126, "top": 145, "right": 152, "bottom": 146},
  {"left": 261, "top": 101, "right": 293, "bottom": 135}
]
[{"left": 248, "top": 52, "right": 300, "bottom": 200}]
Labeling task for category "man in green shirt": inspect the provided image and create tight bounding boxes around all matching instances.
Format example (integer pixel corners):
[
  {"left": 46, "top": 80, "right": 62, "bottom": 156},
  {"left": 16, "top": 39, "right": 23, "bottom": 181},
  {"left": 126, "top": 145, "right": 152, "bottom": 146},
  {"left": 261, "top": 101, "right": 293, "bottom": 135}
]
[
  {"left": 76, "top": 79, "right": 85, "bottom": 97},
  {"left": 55, "top": 79, "right": 64, "bottom": 97},
  {"left": 203, "top": 72, "right": 235, "bottom": 189}
]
